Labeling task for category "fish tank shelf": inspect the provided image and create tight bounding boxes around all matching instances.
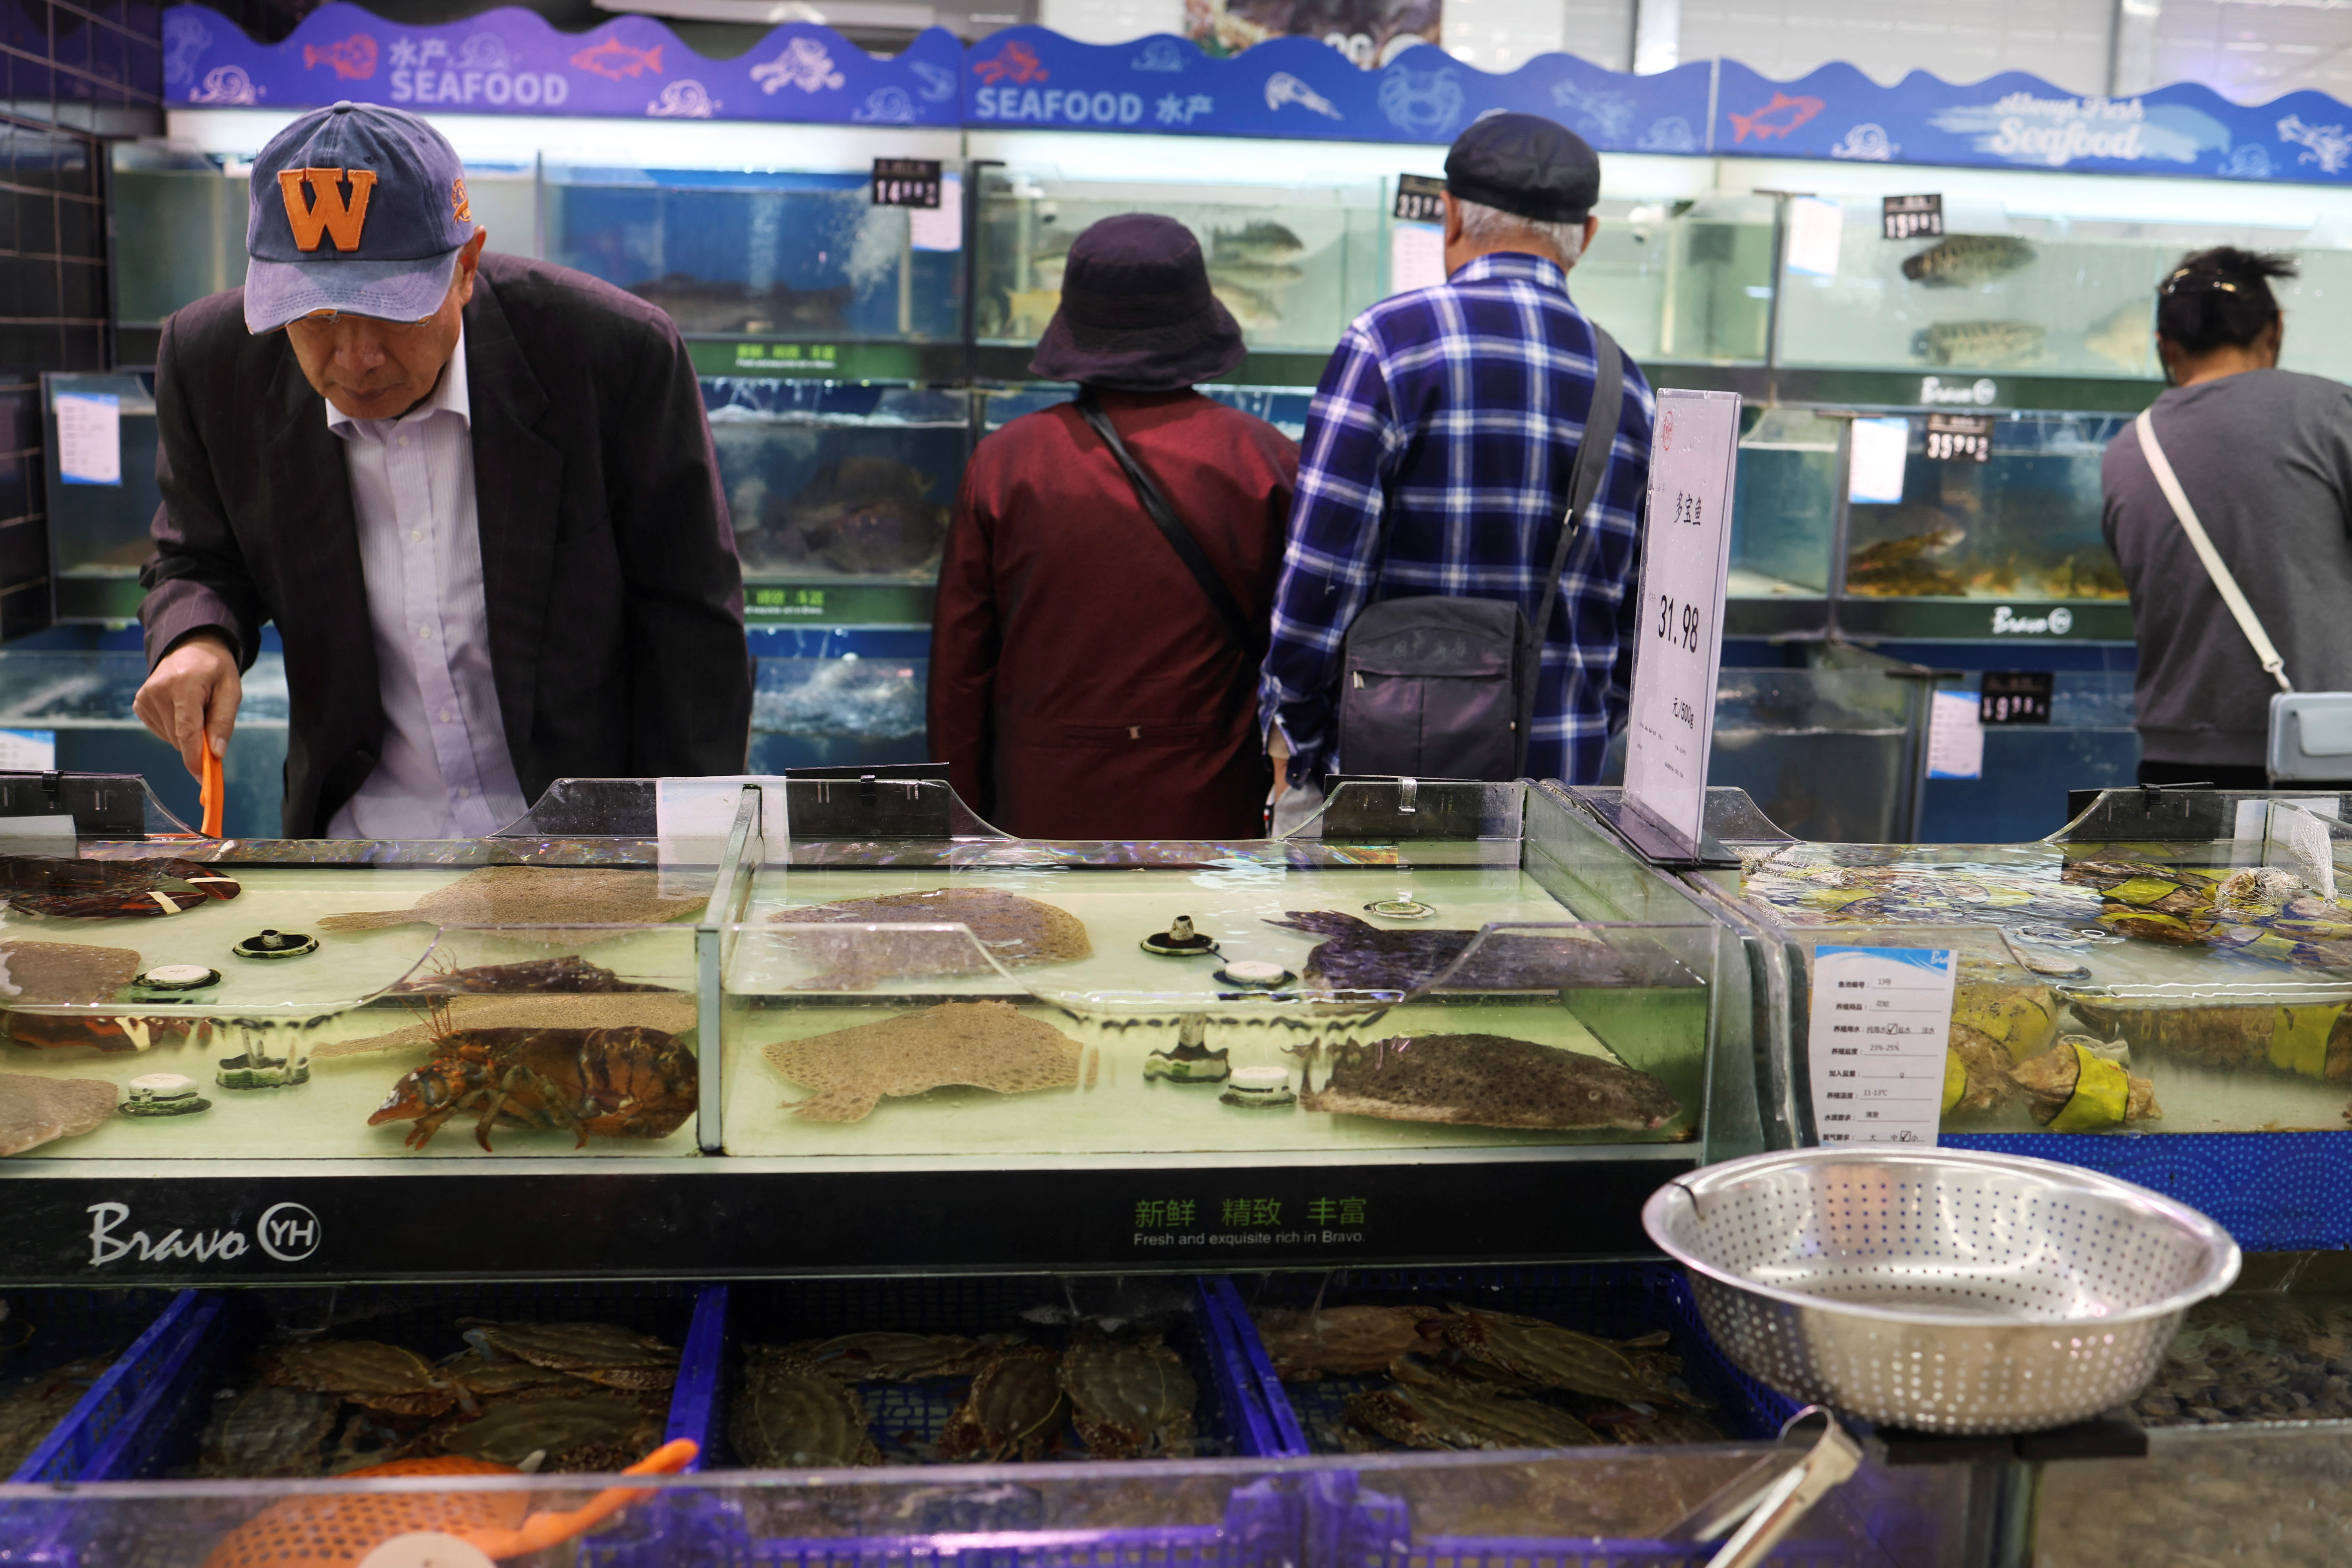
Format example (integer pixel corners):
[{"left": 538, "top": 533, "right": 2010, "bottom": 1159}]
[{"left": 0, "top": 777, "right": 1756, "bottom": 1282}]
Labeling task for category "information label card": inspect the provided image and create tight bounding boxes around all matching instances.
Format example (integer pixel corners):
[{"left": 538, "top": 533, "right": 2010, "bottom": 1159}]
[
  {"left": 1808, "top": 945, "right": 1957, "bottom": 1145},
  {"left": 1621, "top": 387, "right": 1742, "bottom": 857}
]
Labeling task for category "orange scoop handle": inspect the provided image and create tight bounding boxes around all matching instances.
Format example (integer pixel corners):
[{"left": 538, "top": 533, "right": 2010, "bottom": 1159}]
[
  {"left": 460, "top": 1438, "right": 698, "bottom": 1559},
  {"left": 198, "top": 744, "right": 224, "bottom": 838}
]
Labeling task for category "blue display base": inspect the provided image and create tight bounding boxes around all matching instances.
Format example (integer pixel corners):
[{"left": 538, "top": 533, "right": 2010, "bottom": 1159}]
[{"left": 1944, "top": 1133, "right": 2352, "bottom": 1252}]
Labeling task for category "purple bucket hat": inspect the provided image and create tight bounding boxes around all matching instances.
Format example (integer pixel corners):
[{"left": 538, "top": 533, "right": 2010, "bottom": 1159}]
[{"left": 1028, "top": 214, "right": 1247, "bottom": 391}]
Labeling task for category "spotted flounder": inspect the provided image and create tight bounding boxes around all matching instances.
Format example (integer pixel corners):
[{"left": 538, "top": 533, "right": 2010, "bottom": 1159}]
[
  {"left": 764, "top": 1000, "right": 1082, "bottom": 1122},
  {"left": 1265, "top": 912, "right": 1683, "bottom": 995},
  {"left": 1300, "top": 1033, "right": 1681, "bottom": 1131},
  {"left": 770, "top": 888, "right": 1091, "bottom": 990}
]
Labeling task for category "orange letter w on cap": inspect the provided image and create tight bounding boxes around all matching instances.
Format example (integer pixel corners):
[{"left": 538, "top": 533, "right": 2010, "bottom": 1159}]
[{"left": 279, "top": 167, "right": 377, "bottom": 252}]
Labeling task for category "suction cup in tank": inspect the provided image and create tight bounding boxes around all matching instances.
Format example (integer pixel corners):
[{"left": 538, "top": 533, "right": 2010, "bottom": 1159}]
[
  {"left": 216, "top": 1050, "right": 309, "bottom": 1090},
  {"left": 234, "top": 930, "right": 319, "bottom": 961},
  {"left": 1145, "top": 1013, "right": 1230, "bottom": 1083},
  {"left": 1364, "top": 899, "right": 1435, "bottom": 920},
  {"left": 1141, "top": 915, "right": 1218, "bottom": 957},
  {"left": 131, "top": 964, "right": 221, "bottom": 998},
  {"left": 1220, "top": 1065, "right": 1296, "bottom": 1109},
  {"left": 120, "top": 1072, "right": 210, "bottom": 1118},
  {"left": 1215, "top": 961, "right": 1294, "bottom": 990}
]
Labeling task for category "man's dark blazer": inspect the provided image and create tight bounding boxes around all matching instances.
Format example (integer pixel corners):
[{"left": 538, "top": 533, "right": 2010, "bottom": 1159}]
[{"left": 140, "top": 253, "right": 752, "bottom": 837}]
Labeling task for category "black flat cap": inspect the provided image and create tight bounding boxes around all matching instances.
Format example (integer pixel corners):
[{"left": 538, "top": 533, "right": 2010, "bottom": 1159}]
[{"left": 1445, "top": 113, "right": 1601, "bottom": 225}]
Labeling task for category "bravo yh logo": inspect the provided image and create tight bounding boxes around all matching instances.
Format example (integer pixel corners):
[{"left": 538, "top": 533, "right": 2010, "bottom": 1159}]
[
  {"left": 86, "top": 1200, "right": 321, "bottom": 1266},
  {"left": 1991, "top": 605, "right": 2074, "bottom": 635}
]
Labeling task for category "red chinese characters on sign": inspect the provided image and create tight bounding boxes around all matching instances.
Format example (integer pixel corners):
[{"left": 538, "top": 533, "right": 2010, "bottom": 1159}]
[{"left": 301, "top": 34, "right": 378, "bottom": 80}]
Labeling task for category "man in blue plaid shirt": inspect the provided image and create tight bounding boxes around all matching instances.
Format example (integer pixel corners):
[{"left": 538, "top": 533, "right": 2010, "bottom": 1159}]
[{"left": 1260, "top": 115, "right": 1656, "bottom": 797}]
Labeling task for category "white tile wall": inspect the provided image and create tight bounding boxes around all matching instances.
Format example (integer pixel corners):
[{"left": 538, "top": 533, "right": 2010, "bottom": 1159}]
[
  {"left": 1672, "top": 0, "right": 2116, "bottom": 92},
  {"left": 1037, "top": 0, "right": 1184, "bottom": 44}
]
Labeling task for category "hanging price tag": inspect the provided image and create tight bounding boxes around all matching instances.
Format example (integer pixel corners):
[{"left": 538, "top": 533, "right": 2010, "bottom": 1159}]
[
  {"left": 871, "top": 158, "right": 943, "bottom": 209},
  {"left": 1979, "top": 670, "right": 2054, "bottom": 725},
  {"left": 1394, "top": 173, "right": 1446, "bottom": 224},
  {"left": 1808, "top": 945, "right": 1956, "bottom": 1146},
  {"left": 1622, "top": 388, "right": 1742, "bottom": 857},
  {"left": 1882, "top": 194, "right": 1944, "bottom": 241},
  {"left": 1924, "top": 412, "right": 1994, "bottom": 463}
]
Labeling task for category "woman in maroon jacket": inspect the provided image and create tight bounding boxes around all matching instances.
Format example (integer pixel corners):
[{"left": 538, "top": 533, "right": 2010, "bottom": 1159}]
[{"left": 928, "top": 215, "right": 1298, "bottom": 839}]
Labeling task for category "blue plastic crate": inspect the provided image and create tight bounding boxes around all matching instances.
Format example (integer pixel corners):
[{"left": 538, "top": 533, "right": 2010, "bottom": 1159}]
[
  {"left": 16, "top": 1280, "right": 720, "bottom": 1568},
  {"left": 1213, "top": 1264, "right": 1801, "bottom": 1457},
  {"left": 586, "top": 1275, "right": 1295, "bottom": 1568},
  {"left": 2, "top": 1289, "right": 199, "bottom": 1485}
]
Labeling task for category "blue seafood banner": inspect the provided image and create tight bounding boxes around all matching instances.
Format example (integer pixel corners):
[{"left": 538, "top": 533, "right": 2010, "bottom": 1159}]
[
  {"left": 160, "top": 2, "right": 963, "bottom": 126},
  {"left": 961, "top": 27, "right": 1714, "bottom": 151},
  {"left": 1714, "top": 58, "right": 2352, "bottom": 185},
  {"left": 160, "top": 2, "right": 2352, "bottom": 187}
]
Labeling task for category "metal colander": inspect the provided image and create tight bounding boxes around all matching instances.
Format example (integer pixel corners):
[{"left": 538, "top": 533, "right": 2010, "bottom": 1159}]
[{"left": 1642, "top": 1147, "right": 2241, "bottom": 1434}]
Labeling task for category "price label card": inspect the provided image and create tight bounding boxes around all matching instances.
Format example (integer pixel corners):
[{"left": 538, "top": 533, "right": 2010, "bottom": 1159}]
[
  {"left": 1623, "top": 388, "right": 1742, "bottom": 856},
  {"left": 55, "top": 392, "right": 120, "bottom": 486},
  {"left": 1389, "top": 220, "right": 1445, "bottom": 295},
  {"left": 1785, "top": 196, "right": 1842, "bottom": 278},
  {"left": 1924, "top": 412, "right": 1994, "bottom": 463},
  {"left": 1393, "top": 173, "right": 1446, "bottom": 224},
  {"left": 1926, "top": 690, "right": 1984, "bottom": 779},
  {"left": 1809, "top": 945, "right": 1956, "bottom": 1146},
  {"left": 870, "top": 157, "right": 942, "bottom": 209},
  {"left": 1979, "top": 669, "right": 2053, "bottom": 725},
  {"left": 1883, "top": 193, "right": 1944, "bottom": 241}
]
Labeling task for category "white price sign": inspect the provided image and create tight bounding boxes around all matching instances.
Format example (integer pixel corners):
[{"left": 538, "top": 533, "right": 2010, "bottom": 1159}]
[
  {"left": 1808, "top": 945, "right": 1957, "bottom": 1146},
  {"left": 1622, "top": 388, "right": 1741, "bottom": 856}
]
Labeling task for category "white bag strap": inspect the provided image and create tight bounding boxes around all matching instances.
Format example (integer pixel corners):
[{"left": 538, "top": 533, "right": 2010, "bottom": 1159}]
[{"left": 2136, "top": 407, "right": 2294, "bottom": 694}]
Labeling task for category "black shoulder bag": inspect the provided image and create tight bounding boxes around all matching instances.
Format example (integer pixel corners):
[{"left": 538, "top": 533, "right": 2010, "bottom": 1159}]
[
  {"left": 1334, "top": 326, "right": 1625, "bottom": 781},
  {"left": 1073, "top": 388, "right": 1253, "bottom": 655}
]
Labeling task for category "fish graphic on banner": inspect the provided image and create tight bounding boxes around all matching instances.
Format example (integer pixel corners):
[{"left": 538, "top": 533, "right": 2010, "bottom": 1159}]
[{"left": 161, "top": 2, "right": 961, "bottom": 124}]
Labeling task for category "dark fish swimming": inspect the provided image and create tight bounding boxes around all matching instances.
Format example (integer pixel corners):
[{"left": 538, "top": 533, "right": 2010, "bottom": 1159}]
[
  {"left": 627, "top": 276, "right": 854, "bottom": 334},
  {"left": 1300, "top": 1033, "right": 1681, "bottom": 1131},
  {"left": 1264, "top": 911, "right": 1684, "bottom": 994},
  {"left": 1900, "top": 235, "right": 2035, "bottom": 287}
]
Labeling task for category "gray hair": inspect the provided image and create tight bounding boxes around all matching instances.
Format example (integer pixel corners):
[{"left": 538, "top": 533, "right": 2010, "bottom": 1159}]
[{"left": 1455, "top": 198, "right": 1586, "bottom": 266}]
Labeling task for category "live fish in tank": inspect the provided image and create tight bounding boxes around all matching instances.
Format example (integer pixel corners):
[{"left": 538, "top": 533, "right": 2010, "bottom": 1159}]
[
  {"left": 2086, "top": 299, "right": 2155, "bottom": 373},
  {"left": 318, "top": 867, "right": 706, "bottom": 933},
  {"left": 1845, "top": 516, "right": 1968, "bottom": 596},
  {"left": 1264, "top": 911, "right": 1682, "bottom": 994},
  {"left": 1294, "top": 1032, "right": 1682, "bottom": 1132},
  {"left": 763, "top": 1000, "right": 1083, "bottom": 1122},
  {"left": 770, "top": 889, "right": 1091, "bottom": 989},
  {"left": 1901, "top": 235, "right": 2035, "bottom": 286},
  {"left": 626, "top": 276, "right": 855, "bottom": 334},
  {"left": 1210, "top": 221, "right": 1305, "bottom": 267},
  {"left": 367, "top": 1006, "right": 698, "bottom": 1150},
  {"left": 1209, "top": 279, "right": 1284, "bottom": 334},
  {"left": 760, "top": 455, "right": 950, "bottom": 577},
  {"left": 1914, "top": 320, "right": 2046, "bottom": 368}
]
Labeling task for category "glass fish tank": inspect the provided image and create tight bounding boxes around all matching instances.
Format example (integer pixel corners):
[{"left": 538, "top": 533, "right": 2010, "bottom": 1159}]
[
  {"left": 1727, "top": 407, "right": 1839, "bottom": 606},
  {"left": 972, "top": 166, "right": 1383, "bottom": 355},
  {"left": 1693, "top": 788, "right": 2352, "bottom": 1140},
  {"left": 1840, "top": 412, "right": 2128, "bottom": 605},
  {"left": 703, "top": 377, "right": 971, "bottom": 604},
  {"left": 42, "top": 373, "right": 161, "bottom": 624},
  {"left": 717, "top": 779, "right": 1746, "bottom": 1169},
  {"left": 545, "top": 164, "right": 962, "bottom": 343}
]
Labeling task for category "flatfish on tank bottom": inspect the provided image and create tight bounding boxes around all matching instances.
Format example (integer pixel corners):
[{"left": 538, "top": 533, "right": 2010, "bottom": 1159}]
[
  {"left": 768, "top": 888, "right": 1091, "bottom": 990},
  {"left": 763, "top": 1000, "right": 1083, "bottom": 1122},
  {"left": 1293, "top": 1033, "right": 1681, "bottom": 1131},
  {"left": 758, "top": 455, "right": 950, "bottom": 576},
  {"left": 1264, "top": 911, "right": 1687, "bottom": 994}
]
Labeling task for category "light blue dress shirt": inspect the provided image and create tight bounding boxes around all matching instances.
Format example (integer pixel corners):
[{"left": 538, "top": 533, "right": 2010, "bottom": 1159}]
[{"left": 323, "top": 327, "right": 530, "bottom": 840}]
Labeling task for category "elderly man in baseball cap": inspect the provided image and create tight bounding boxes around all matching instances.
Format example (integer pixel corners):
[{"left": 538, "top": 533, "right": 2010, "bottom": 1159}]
[
  {"left": 134, "top": 102, "right": 749, "bottom": 837},
  {"left": 1260, "top": 113, "right": 1658, "bottom": 811}
]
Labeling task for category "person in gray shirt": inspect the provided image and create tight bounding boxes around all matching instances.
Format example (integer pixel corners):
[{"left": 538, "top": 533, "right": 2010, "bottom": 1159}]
[{"left": 2102, "top": 247, "right": 2352, "bottom": 787}]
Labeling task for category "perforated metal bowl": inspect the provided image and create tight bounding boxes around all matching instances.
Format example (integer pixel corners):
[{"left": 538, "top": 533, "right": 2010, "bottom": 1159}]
[{"left": 1643, "top": 1148, "right": 2240, "bottom": 1434}]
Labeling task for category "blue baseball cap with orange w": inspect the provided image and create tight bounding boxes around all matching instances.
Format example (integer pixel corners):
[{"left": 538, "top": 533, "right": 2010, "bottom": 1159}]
[{"left": 244, "top": 101, "right": 478, "bottom": 334}]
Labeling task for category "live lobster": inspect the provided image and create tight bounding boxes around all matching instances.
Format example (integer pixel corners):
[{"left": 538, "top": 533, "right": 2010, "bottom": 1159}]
[
  {"left": 368, "top": 1001, "right": 697, "bottom": 1151},
  {"left": 0, "top": 855, "right": 240, "bottom": 918}
]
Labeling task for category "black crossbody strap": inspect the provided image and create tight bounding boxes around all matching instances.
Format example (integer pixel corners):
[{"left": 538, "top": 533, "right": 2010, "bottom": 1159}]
[
  {"left": 1075, "top": 387, "right": 1253, "bottom": 653},
  {"left": 1528, "top": 325, "right": 1626, "bottom": 655}
]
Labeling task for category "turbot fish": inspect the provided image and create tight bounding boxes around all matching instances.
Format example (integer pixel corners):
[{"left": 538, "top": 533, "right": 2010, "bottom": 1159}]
[
  {"left": 2085, "top": 300, "right": 2154, "bottom": 373},
  {"left": 319, "top": 867, "right": 707, "bottom": 932},
  {"left": 770, "top": 887, "right": 1090, "bottom": 990},
  {"left": 1210, "top": 222, "right": 1305, "bottom": 266},
  {"left": 1913, "top": 320, "right": 2045, "bottom": 368},
  {"left": 1265, "top": 911, "right": 1682, "bottom": 994},
  {"left": 1901, "top": 235, "right": 2035, "bottom": 287},
  {"left": 1297, "top": 1032, "right": 1681, "bottom": 1131},
  {"left": 0, "top": 1073, "right": 118, "bottom": 1156},
  {"left": 764, "top": 999, "right": 1082, "bottom": 1122}
]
